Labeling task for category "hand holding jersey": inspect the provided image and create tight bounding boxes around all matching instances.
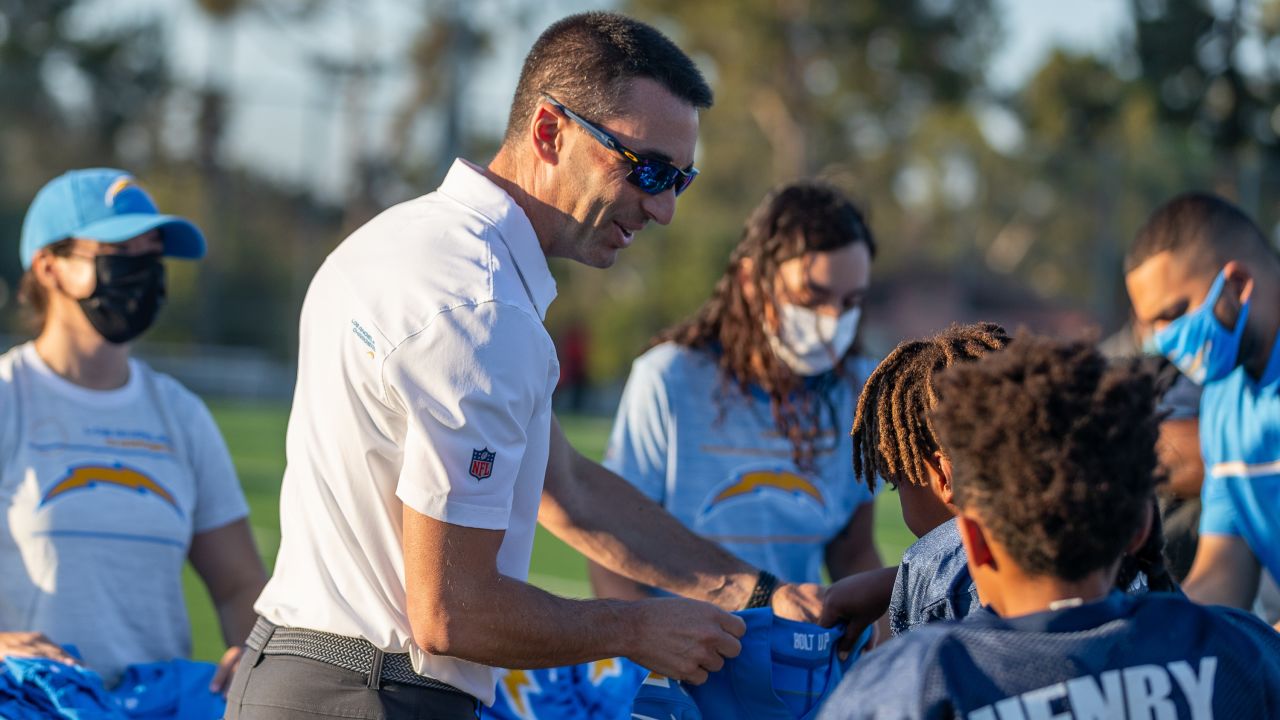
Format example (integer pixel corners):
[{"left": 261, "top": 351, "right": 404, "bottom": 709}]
[
  {"left": 611, "top": 598, "right": 746, "bottom": 685},
  {"left": 818, "top": 567, "right": 897, "bottom": 654},
  {"left": 235, "top": 16, "right": 806, "bottom": 719}
]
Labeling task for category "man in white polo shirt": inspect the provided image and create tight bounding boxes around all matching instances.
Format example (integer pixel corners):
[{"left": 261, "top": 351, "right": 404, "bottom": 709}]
[{"left": 225, "top": 12, "right": 822, "bottom": 720}]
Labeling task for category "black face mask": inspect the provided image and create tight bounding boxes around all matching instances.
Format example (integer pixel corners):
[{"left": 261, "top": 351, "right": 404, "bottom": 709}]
[{"left": 78, "top": 253, "right": 166, "bottom": 345}]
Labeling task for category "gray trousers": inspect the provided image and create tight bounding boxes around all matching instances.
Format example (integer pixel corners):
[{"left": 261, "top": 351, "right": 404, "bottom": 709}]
[{"left": 224, "top": 647, "right": 480, "bottom": 720}]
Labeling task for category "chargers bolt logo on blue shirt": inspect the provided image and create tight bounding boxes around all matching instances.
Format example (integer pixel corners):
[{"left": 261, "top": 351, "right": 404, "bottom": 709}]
[
  {"left": 700, "top": 470, "right": 825, "bottom": 518},
  {"left": 470, "top": 448, "right": 496, "bottom": 481}
]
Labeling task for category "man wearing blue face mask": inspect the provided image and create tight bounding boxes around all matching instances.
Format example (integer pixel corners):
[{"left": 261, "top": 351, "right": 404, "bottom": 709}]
[{"left": 1125, "top": 192, "right": 1280, "bottom": 621}]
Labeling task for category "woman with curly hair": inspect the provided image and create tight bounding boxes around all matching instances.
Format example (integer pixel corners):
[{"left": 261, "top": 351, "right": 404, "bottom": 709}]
[{"left": 590, "top": 180, "right": 884, "bottom": 599}]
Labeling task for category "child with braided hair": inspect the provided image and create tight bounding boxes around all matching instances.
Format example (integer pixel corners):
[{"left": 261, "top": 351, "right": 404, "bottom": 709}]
[
  {"left": 819, "top": 323, "right": 1011, "bottom": 644},
  {"left": 820, "top": 324, "right": 1178, "bottom": 646},
  {"left": 819, "top": 336, "right": 1280, "bottom": 720}
]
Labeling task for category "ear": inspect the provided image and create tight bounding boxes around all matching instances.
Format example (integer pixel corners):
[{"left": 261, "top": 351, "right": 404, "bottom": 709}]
[
  {"left": 1125, "top": 501, "right": 1154, "bottom": 555},
  {"left": 29, "top": 250, "right": 61, "bottom": 291},
  {"left": 926, "top": 451, "right": 955, "bottom": 505},
  {"left": 1223, "top": 260, "right": 1255, "bottom": 306},
  {"left": 529, "top": 103, "right": 565, "bottom": 166},
  {"left": 956, "top": 514, "right": 996, "bottom": 570}
]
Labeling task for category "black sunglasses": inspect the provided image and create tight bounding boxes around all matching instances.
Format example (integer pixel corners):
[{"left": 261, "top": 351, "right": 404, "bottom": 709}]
[{"left": 541, "top": 94, "right": 699, "bottom": 197}]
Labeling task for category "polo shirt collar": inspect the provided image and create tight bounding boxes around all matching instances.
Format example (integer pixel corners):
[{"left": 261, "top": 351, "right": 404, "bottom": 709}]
[{"left": 439, "top": 159, "right": 557, "bottom": 319}]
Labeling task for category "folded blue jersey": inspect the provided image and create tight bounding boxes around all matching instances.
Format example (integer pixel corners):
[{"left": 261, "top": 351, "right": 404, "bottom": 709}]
[
  {"left": 3, "top": 656, "right": 121, "bottom": 719},
  {"left": 632, "top": 674, "right": 700, "bottom": 720},
  {"left": 109, "top": 659, "right": 224, "bottom": 719},
  {"left": 491, "top": 611, "right": 864, "bottom": 720},
  {"left": 487, "top": 658, "right": 649, "bottom": 720},
  {"left": 819, "top": 592, "right": 1280, "bottom": 719},
  {"left": 683, "top": 608, "right": 869, "bottom": 720},
  {"left": 0, "top": 656, "right": 224, "bottom": 719}
]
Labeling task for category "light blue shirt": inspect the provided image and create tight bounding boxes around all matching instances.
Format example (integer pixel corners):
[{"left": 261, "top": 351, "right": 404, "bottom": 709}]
[
  {"left": 1199, "top": 332, "right": 1280, "bottom": 579},
  {"left": 604, "top": 343, "right": 876, "bottom": 584}
]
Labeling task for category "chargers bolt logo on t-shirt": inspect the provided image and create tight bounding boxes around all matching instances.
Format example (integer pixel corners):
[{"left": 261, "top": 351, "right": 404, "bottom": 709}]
[
  {"left": 470, "top": 448, "right": 496, "bottom": 481},
  {"left": 41, "top": 463, "right": 183, "bottom": 517}
]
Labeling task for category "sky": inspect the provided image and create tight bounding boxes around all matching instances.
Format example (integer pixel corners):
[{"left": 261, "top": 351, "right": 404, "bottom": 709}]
[
  {"left": 987, "top": 0, "right": 1132, "bottom": 92},
  {"left": 72, "top": 0, "right": 1136, "bottom": 202}
]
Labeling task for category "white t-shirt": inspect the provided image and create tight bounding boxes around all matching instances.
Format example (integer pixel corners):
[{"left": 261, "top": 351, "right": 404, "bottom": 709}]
[
  {"left": 255, "top": 159, "right": 560, "bottom": 705},
  {"left": 0, "top": 343, "right": 249, "bottom": 684}
]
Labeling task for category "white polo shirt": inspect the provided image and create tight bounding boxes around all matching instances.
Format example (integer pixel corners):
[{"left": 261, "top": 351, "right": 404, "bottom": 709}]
[{"left": 255, "top": 159, "right": 560, "bottom": 704}]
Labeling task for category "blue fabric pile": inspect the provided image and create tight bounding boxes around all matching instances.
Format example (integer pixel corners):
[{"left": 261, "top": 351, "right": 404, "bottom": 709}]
[{"left": 0, "top": 656, "right": 225, "bottom": 719}]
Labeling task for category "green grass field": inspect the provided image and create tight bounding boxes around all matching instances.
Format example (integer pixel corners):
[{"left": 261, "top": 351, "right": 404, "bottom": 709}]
[{"left": 185, "top": 401, "right": 916, "bottom": 661}]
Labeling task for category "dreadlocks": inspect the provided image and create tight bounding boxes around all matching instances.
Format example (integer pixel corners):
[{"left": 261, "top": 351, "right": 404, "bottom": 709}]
[
  {"left": 654, "top": 180, "right": 875, "bottom": 470},
  {"left": 851, "top": 323, "right": 1011, "bottom": 488},
  {"left": 931, "top": 335, "right": 1162, "bottom": 582}
]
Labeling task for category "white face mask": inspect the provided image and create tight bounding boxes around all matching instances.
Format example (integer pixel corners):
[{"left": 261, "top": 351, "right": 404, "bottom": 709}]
[{"left": 766, "top": 302, "right": 861, "bottom": 376}]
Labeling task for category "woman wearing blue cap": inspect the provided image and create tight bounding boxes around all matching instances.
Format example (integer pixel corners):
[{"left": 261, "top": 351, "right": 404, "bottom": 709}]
[{"left": 0, "top": 169, "right": 266, "bottom": 694}]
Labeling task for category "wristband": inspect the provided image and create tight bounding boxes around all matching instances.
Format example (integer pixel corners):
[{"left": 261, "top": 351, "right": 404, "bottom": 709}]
[{"left": 743, "top": 570, "right": 779, "bottom": 610}]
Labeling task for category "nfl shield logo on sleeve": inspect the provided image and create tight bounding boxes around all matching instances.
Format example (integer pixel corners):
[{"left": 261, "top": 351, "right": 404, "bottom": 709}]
[{"left": 470, "top": 448, "right": 496, "bottom": 481}]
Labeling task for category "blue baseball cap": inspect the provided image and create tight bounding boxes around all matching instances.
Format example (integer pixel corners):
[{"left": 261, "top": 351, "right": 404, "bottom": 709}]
[{"left": 20, "top": 168, "right": 206, "bottom": 269}]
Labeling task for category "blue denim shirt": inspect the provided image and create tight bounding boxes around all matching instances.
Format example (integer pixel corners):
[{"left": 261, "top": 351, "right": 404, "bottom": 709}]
[{"left": 888, "top": 517, "right": 981, "bottom": 636}]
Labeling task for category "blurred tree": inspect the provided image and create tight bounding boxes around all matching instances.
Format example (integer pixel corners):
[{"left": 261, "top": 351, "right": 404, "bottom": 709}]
[
  {"left": 1130, "top": 0, "right": 1280, "bottom": 210},
  {"left": 0, "top": 0, "right": 169, "bottom": 331},
  {"left": 1014, "top": 52, "right": 1148, "bottom": 321},
  {"left": 552, "top": 0, "right": 1002, "bottom": 379}
]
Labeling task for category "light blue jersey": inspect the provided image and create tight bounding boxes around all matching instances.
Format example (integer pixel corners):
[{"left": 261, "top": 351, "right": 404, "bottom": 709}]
[
  {"left": 604, "top": 343, "right": 877, "bottom": 584},
  {"left": 1199, "top": 333, "right": 1280, "bottom": 579}
]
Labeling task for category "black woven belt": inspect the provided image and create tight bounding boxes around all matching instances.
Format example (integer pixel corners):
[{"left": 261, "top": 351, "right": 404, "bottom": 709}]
[{"left": 247, "top": 617, "right": 468, "bottom": 695}]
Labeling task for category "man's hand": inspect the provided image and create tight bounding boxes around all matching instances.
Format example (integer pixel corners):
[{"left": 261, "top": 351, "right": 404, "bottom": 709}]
[
  {"left": 210, "top": 645, "right": 245, "bottom": 695},
  {"left": 0, "top": 632, "right": 78, "bottom": 664},
  {"left": 771, "top": 583, "right": 824, "bottom": 623},
  {"left": 819, "top": 567, "right": 898, "bottom": 654},
  {"left": 626, "top": 598, "right": 746, "bottom": 685}
]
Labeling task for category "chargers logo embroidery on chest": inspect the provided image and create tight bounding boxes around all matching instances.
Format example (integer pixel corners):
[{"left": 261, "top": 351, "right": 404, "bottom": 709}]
[{"left": 470, "top": 448, "right": 496, "bottom": 481}]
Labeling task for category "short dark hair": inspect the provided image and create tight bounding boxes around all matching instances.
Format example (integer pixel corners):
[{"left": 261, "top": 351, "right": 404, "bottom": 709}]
[
  {"left": 504, "top": 12, "right": 712, "bottom": 144},
  {"left": 851, "top": 323, "right": 1010, "bottom": 489},
  {"left": 931, "top": 335, "right": 1160, "bottom": 582},
  {"left": 16, "top": 238, "right": 74, "bottom": 334},
  {"left": 656, "top": 180, "right": 875, "bottom": 470},
  {"left": 1125, "top": 192, "right": 1275, "bottom": 273}
]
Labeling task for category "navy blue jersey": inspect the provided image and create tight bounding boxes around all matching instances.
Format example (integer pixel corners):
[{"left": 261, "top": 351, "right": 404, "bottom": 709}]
[
  {"left": 888, "top": 518, "right": 980, "bottom": 636},
  {"left": 819, "top": 592, "right": 1280, "bottom": 719}
]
